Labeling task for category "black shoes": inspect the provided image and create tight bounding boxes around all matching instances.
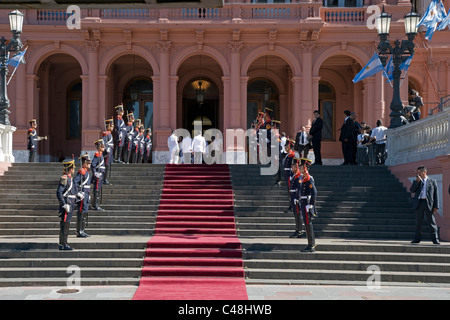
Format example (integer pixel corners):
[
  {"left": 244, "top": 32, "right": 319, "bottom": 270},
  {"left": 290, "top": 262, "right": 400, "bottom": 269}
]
[
  {"left": 301, "top": 245, "right": 316, "bottom": 253},
  {"left": 289, "top": 231, "right": 303, "bottom": 238},
  {"left": 59, "top": 245, "right": 74, "bottom": 251},
  {"left": 76, "top": 231, "right": 91, "bottom": 238},
  {"left": 410, "top": 239, "right": 440, "bottom": 245}
]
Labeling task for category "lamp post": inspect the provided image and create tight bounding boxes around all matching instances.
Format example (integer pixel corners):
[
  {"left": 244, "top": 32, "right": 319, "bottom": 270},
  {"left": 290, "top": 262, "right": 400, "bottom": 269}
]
[
  {"left": 0, "top": 10, "right": 24, "bottom": 125},
  {"left": 376, "top": 7, "right": 420, "bottom": 128}
]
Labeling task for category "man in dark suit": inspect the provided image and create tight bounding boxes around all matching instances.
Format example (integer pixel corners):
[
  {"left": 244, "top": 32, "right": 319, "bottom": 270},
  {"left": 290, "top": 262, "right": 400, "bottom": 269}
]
[
  {"left": 410, "top": 165, "right": 440, "bottom": 244},
  {"left": 308, "top": 110, "right": 323, "bottom": 165},
  {"left": 339, "top": 110, "right": 356, "bottom": 165}
]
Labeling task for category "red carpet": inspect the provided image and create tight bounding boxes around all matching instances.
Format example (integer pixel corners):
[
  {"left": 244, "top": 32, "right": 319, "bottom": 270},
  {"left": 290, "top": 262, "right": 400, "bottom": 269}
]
[{"left": 132, "top": 164, "right": 248, "bottom": 300}]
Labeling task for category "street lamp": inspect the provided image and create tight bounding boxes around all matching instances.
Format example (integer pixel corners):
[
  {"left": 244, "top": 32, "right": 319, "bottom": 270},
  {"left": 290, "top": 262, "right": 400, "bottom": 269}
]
[
  {"left": 0, "top": 10, "right": 24, "bottom": 125},
  {"left": 376, "top": 7, "right": 420, "bottom": 128}
]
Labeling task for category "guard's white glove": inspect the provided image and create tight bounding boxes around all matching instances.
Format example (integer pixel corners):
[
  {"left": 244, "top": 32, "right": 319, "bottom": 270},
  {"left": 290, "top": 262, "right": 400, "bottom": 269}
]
[
  {"left": 106, "top": 147, "right": 111, "bottom": 153},
  {"left": 63, "top": 204, "right": 71, "bottom": 212},
  {"left": 77, "top": 192, "right": 85, "bottom": 201},
  {"left": 306, "top": 205, "right": 314, "bottom": 212},
  {"left": 95, "top": 172, "right": 102, "bottom": 179},
  {"left": 294, "top": 199, "right": 299, "bottom": 205}
]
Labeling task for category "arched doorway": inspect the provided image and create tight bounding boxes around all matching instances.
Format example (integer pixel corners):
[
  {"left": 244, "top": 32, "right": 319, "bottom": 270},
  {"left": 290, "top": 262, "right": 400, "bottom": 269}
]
[
  {"left": 37, "top": 53, "right": 82, "bottom": 161},
  {"left": 182, "top": 78, "right": 219, "bottom": 136},
  {"left": 247, "top": 79, "right": 279, "bottom": 129}
]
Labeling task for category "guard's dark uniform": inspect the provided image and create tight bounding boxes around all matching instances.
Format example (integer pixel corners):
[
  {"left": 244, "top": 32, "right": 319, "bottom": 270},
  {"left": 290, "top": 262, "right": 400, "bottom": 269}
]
[
  {"left": 56, "top": 159, "right": 78, "bottom": 250},
  {"left": 114, "top": 104, "right": 126, "bottom": 163},
  {"left": 27, "top": 119, "right": 46, "bottom": 162},
  {"left": 123, "top": 112, "right": 135, "bottom": 164},
  {"left": 143, "top": 128, "right": 152, "bottom": 163},
  {"left": 102, "top": 119, "right": 114, "bottom": 185},
  {"left": 298, "top": 158, "right": 317, "bottom": 253},
  {"left": 289, "top": 158, "right": 304, "bottom": 238},
  {"left": 91, "top": 139, "right": 106, "bottom": 211},
  {"left": 130, "top": 119, "right": 142, "bottom": 163},
  {"left": 283, "top": 141, "right": 295, "bottom": 210},
  {"left": 73, "top": 153, "right": 92, "bottom": 238}
]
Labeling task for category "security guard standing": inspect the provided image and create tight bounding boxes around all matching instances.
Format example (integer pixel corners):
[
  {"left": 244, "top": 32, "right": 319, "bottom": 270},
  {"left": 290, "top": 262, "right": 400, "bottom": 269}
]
[
  {"left": 298, "top": 158, "right": 317, "bottom": 253},
  {"left": 56, "top": 159, "right": 78, "bottom": 250},
  {"left": 289, "top": 158, "right": 304, "bottom": 238},
  {"left": 114, "top": 104, "right": 126, "bottom": 163},
  {"left": 123, "top": 111, "right": 135, "bottom": 164},
  {"left": 73, "top": 153, "right": 92, "bottom": 238},
  {"left": 102, "top": 118, "right": 114, "bottom": 185},
  {"left": 92, "top": 139, "right": 106, "bottom": 211},
  {"left": 27, "top": 119, "right": 47, "bottom": 162},
  {"left": 143, "top": 128, "right": 152, "bottom": 163},
  {"left": 283, "top": 139, "right": 296, "bottom": 211}
]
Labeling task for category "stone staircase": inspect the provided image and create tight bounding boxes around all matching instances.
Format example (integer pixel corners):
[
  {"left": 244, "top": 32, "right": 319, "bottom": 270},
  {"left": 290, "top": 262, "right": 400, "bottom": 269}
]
[
  {"left": 0, "top": 163, "right": 449, "bottom": 288},
  {"left": 231, "top": 164, "right": 450, "bottom": 286},
  {"left": 230, "top": 164, "right": 420, "bottom": 239},
  {"left": 0, "top": 162, "right": 164, "bottom": 287}
]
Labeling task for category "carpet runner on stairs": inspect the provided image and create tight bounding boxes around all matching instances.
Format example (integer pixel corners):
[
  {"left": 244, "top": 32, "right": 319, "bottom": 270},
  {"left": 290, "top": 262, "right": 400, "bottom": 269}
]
[{"left": 132, "top": 164, "right": 248, "bottom": 300}]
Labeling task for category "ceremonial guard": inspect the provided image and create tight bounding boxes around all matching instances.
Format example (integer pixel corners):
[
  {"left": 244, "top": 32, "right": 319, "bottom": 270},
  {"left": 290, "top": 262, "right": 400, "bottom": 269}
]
[
  {"left": 298, "top": 158, "right": 317, "bottom": 253},
  {"left": 123, "top": 111, "right": 135, "bottom": 164},
  {"left": 102, "top": 118, "right": 114, "bottom": 185},
  {"left": 27, "top": 119, "right": 47, "bottom": 162},
  {"left": 73, "top": 153, "right": 92, "bottom": 238},
  {"left": 143, "top": 128, "right": 152, "bottom": 163},
  {"left": 283, "top": 139, "right": 296, "bottom": 211},
  {"left": 130, "top": 119, "right": 142, "bottom": 163},
  {"left": 114, "top": 104, "right": 126, "bottom": 163},
  {"left": 56, "top": 159, "right": 78, "bottom": 250},
  {"left": 289, "top": 158, "right": 304, "bottom": 238},
  {"left": 91, "top": 139, "right": 106, "bottom": 211},
  {"left": 137, "top": 125, "right": 146, "bottom": 163}
]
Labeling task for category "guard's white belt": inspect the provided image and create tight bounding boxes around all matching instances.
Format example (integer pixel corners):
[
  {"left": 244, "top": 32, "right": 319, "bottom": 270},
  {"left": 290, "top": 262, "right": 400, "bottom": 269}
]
[
  {"left": 284, "top": 168, "right": 290, "bottom": 170},
  {"left": 67, "top": 195, "right": 77, "bottom": 199},
  {"left": 300, "top": 196, "right": 309, "bottom": 199},
  {"left": 289, "top": 189, "right": 297, "bottom": 192}
]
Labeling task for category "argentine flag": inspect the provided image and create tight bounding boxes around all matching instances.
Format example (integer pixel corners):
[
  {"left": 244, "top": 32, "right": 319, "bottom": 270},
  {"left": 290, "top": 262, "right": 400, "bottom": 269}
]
[
  {"left": 416, "top": 0, "right": 447, "bottom": 41},
  {"left": 383, "top": 55, "right": 394, "bottom": 83},
  {"left": 7, "top": 48, "right": 26, "bottom": 68},
  {"left": 437, "top": 8, "right": 450, "bottom": 30},
  {"left": 352, "top": 53, "right": 384, "bottom": 83}
]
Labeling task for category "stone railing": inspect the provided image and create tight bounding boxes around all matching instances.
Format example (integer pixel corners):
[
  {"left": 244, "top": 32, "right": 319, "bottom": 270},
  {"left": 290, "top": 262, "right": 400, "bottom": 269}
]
[
  {"left": 386, "top": 108, "right": 450, "bottom": 166},
  {"left": 320, "top": 7, "right": 366, "bottom": 24},
  {"left": 1, "top": 2, "right": 325, "bottom": 25}
]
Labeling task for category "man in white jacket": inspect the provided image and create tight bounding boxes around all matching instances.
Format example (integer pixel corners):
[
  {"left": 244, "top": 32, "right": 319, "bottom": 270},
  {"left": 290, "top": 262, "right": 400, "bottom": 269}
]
[
  {"left": 181, "top": 135, "right": 193, "bottom": 164},
  {"left": 167, "top": 131, "right": 179, "bottom": 164},
  {"left": 191, "top": 130, "right": 206, "bottom": 164}
]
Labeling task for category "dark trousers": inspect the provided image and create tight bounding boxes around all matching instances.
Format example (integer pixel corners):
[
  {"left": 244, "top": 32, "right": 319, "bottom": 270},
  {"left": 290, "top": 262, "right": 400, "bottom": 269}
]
[
  {"left": 311, "top": 140, "right": 322, "bottom": 165},
  {"left": 414, "top": 199, "right": 439, "bottom": 241},
  {"left": 375, "top": 143, "right": 386, "bottom": 165},
  {"left": 28, "top": 150, "right": 36, "bottom": 162}
]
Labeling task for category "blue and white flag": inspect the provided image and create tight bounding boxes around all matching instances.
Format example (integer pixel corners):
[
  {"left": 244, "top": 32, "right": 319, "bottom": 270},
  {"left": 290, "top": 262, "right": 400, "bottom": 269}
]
[
  {"left": 7, "top": 48, "right": 26, "bottom": 68},
  {"left": 416, "top": 0, "right": 447, "bottom": 41},
  {"left": 6, "top": 47, "right": 27, "bottom": 86},
  {"left": 437, "top": 8, "right": 450, "bottom": 30},
  {"left": 400, "top": 54, "right": 413, "bottom": 72},
  {"left": 383, "top": 55, "right": 394, "bottom": 83},
  {"left": 352, "top": 53, "right": 384, "bottom": 83}
]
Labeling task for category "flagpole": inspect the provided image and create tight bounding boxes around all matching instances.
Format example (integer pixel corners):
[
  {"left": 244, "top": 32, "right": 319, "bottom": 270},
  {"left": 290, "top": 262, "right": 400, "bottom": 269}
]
[{"left": 6, "top": 46, "right": 27, "bottom": 86}]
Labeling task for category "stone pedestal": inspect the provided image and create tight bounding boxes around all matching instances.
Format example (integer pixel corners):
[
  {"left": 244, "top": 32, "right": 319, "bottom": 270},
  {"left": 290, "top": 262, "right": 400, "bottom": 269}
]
[{"left": 0, "top": 124, "right": 16, "bottom": 163}]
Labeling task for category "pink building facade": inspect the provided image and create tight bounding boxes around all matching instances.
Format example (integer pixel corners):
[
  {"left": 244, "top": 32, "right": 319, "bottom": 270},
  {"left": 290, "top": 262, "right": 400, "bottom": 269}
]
[{"left": 1, "top": 0, "right": 448, "bottom": 163}]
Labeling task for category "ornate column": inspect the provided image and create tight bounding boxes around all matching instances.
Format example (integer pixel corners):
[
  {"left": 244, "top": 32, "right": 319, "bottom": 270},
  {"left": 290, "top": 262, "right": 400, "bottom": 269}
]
[
  {"left": 291, "top": 76, "right": 302, "bottom": 137},
  {"left": 240, "top": 76, "right": 249, "bottom": 130},
  {"left": 87, "top": 40, "right": 100, "bottom": 128},
  {"left": 300, "top": 40, "right": 315, "bottom": 126},
  {"left": 157, "top": 38, "right": 172, "bottom": 129}
]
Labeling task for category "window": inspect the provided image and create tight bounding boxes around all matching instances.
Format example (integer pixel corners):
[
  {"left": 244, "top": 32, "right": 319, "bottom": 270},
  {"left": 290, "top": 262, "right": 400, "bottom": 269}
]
[
  {"left": 67, "top": 81, "right": 82, "bottom": 139},
  {"left": 253, "top": 0, "right": 291, "bottom": 3},
  {"left": 124, "top": 78, "right": 153, "bottom": 130},
  {"left": 324, "top": 0, "right": 363, "bottom": 7}
]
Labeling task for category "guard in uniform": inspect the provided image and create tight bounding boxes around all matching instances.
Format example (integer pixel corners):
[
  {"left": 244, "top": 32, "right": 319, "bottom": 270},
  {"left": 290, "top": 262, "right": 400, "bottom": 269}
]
[
  {"left": 114, "top": 104, "right": 126, "bottom": 163},
  {"left": 123, "top": 112, "right": 135, "bottom": 164},
  {"left": 137, "top": 125, "right": 146, "bottom": 163},
  {"left": 91, "top": 139, "right": 106, "bottom": 211},
  {"left": 283, "top": 139, "right": 296, "bottom": 211},
  {"left": 27, "top": 119, "right": 47, "bottom": 162},
  {"left": 143, "top": 128, "right": 152, "bottom": 163},
  {"left": 73, "top": 153, "right": 92, "bottom": 238},
  {"left": 298, "top": 158, "right": 317, "bottom": 253},
  {"left": 289, "top": 158, "right": 304, "bottom": 238},
  {"left": 56, "top": 159, "right": 78, "bottom": 250},
  {"left": 102, "top": 118, "right": 114, "bottom": 185},
  {"left": 130, "top": 119, "right": 142, "bottom": 163}
]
